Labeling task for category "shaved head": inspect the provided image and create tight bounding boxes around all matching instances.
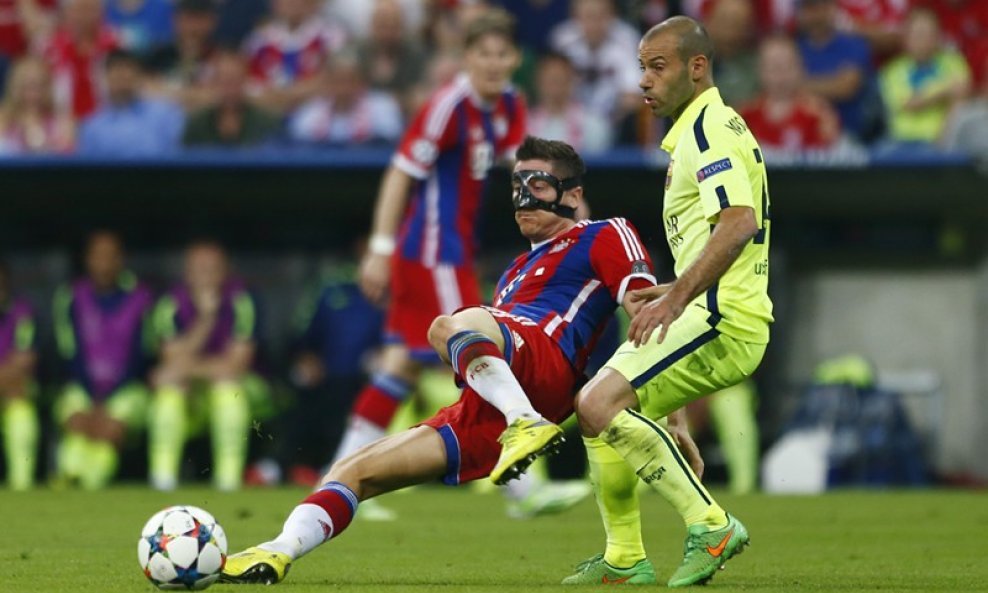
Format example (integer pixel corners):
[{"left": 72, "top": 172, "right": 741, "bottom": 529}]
[{"left": 643, "top": 16, "right": 714, "bottom": 64}]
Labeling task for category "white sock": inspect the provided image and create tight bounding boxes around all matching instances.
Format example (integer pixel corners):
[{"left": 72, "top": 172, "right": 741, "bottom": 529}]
[
  {"left": 329, "top": 415, "right": 387, "bottom": 469},
  {"left": 502, "top": 466, "right": 540, "bottom": 501},
  {"left": 258, "top": 503, "right": 330, "bottom": 560},
  {"left": 463, "top": 355, "right": 539, "bottom": 424}
]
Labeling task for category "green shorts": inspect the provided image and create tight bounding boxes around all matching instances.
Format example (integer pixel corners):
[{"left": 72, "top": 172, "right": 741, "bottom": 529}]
[{"left": 605, "top": 303, "right": 766, "bottom": 420}]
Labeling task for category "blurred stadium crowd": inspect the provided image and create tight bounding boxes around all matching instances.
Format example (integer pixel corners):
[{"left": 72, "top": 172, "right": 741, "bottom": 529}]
[
  {"left": 0, "top": 0, "right": 984, "bottom": 158},
  {"left": 1, "top": 0, "right": 985, "bottom": 492}
]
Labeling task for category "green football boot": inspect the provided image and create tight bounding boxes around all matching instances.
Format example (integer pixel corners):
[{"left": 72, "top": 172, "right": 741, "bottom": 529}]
[
  {"left": 667, "top": 514, "right": 750, "bottom": 588},
  {"left": 561, "top": 553, "right": 657, "bottom": 585}
]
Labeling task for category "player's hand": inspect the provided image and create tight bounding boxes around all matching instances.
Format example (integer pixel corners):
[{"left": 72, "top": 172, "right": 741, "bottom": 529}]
[
  {"left": 627, "top": 292, "right": 686, "bottom": 347},
  {"left": 666, "top": 422, "right": 704, "bottom": 479},
  {"left": 359, "top": 252, "right": 391, "bottom": 305},
  {"left": 627, "top": 283, "right": 674, "bottom": 304},
  {"left": 291, "top": 352, "right": 326, "bottom": 387}
]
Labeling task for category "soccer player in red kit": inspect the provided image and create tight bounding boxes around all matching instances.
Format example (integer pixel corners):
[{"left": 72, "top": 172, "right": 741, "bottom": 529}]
[
  {"left": 325, "top": 8, "right": 527, "bottom": 504},
  {"left": 221, "top": 136, "right": 656, "bottom": 584}
]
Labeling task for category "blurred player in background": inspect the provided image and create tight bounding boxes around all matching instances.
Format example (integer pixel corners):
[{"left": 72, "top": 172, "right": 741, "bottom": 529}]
[
  {"left": 148, "top": 240, "right": 268, "bottom": 491},
  {"left": 0, "top": 259, "right": 38, "bottom": 490},
  {"left": 502, "top": 16, "right": 773, "bottom": 587},
  {"left": 326, "top": 8, "right": 526, "bottom": 519},
  {"left": 53, "top": 231, "right": 154, "bottom": 489},
  {"left": 220, "top": 136, "right": 657, "bottom": 585}
]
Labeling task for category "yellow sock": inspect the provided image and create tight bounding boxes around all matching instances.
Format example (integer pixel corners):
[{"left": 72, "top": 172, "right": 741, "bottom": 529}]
[
  {"left": 81, "top": 439, "right": 118, "bottom": 490},
  {"left": 584, "top": 436, "right": 646, "bottom": 568},
  {"left": 149, "top": 384, "right": 187, "bottom": 489},
  {"left": 57, "top": 432, "right": 89, "bottom": 481},
  {"left": 600, "top": 409, "right": 726, "bottom": 529},
  {"left": 210, "top": 382, "right": 250, "bottom": 491},
  {"left": 3, "top": 398, "right": 38, "bottom": 490},
  {"left": 709, "top": 382, "right": 759, "bottom": 495}
]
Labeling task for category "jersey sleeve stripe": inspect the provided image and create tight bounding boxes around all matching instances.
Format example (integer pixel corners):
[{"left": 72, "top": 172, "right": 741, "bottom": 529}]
[
  {"left": 617, "top": 272, "right": 657, "bottom": 304},
  {"left": 614, "top": 218, "right": 646, "bottom": 260},
  {"left": 607, "top": 220, "right": 635, "bottom": 261},
  {"left": 425, "top": 81, "right": 467, "bottom": 139},
  {"left": 693, "top": 105, "right": 710, "bottom": 152},
  {"left": 392, "top": 153, "right": 429, "bottom": 179},
  {"left": 715, "top": 185, "right": 730, "bottom": 209}
]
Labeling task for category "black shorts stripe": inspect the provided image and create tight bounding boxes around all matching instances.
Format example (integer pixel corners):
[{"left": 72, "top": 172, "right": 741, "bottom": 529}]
[
  {"left": 693, "top": 106, "right": 710, "bottom": 152},
  {"left": 629, "top": 327, "right": 719, "bottom": 389},
  {"left": 626, "top": 408, "right": 711, "bottom": 505}
]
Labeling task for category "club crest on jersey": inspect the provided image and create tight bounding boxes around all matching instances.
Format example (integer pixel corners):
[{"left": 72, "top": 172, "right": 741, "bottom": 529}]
[
  {"left": 696, "top": 158, "right": 732, "bottom": 182},
  {"left": 470, "top": 126, "right": 484, "bottom": 141},
  {"left": 493, "top": 116, "right": 507, "bottom": 137},
  {"left": 549, "top": 238, "right": 573, "bottom": 254}
]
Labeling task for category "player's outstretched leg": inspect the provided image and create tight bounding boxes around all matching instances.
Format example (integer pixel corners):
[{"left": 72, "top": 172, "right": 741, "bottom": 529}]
[
  {"left": 428, "top": 311, "right": 564, "bottom": 485},
  {"left": 222, "top": 426, "right": 446, "bottom": 584},
  {"left": 577, "top": 370, "right": 749, "bottom": 587}
]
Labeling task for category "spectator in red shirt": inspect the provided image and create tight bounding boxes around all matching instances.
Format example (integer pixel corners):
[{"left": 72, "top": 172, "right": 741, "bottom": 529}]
[
  {"left": 0, "top": 54, "right": 74, "bottom": 153},
  {"left": 740, "top": 35, "right": 840, "bottom": 152},
  {"left": 0, "top": 0, "right": 56, "bottom": 59},
  {"left": 43, "top": 0, "right": 119, "bottom": 118},
  {"left": 243, "top": 0, "right": 348, "bottom": 114}
]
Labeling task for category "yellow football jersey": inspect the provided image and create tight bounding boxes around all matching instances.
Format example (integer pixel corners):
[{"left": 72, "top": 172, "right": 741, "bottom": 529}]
[{"left": 660, "top": 87, "right": 772, "bottom": 344}]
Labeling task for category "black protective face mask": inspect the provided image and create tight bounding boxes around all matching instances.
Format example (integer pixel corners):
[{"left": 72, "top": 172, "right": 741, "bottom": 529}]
[{"left": 511, "top": 170, "right": 580, "bottom": 219}]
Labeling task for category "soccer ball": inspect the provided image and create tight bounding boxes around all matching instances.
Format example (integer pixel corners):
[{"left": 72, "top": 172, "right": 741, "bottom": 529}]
[{"left": 137, "top": 505, "right": 228, "bottom": 590}]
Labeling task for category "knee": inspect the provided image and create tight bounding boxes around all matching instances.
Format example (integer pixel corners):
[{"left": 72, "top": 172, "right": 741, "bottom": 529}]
[
  {"left": 324, "top": 458, "right": 361, "bottom": 498},
  {"left": 427, "top": 315, "right": 458, "bottom": 353}
]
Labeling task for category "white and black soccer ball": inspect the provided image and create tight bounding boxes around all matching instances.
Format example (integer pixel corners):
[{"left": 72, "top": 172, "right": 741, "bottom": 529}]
[{"left": 137, "top": 505, "right": 228, "bottom": 590}]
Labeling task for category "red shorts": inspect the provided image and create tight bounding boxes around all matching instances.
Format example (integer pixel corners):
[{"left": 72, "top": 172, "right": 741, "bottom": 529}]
[
  {"left": 385, "top": 259, "right": 481, "bottom": 362},
  {"left": 421, "top": 308, "right": 583, "bottom": 485}
]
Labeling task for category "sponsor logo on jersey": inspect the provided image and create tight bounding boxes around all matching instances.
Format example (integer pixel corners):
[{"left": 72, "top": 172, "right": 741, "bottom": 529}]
[
  {"left": 549, "top": 239, "right": 573, "bottom": 254},
  {"left": 632, "top": 260, "right": 650, "bottom": 275}
]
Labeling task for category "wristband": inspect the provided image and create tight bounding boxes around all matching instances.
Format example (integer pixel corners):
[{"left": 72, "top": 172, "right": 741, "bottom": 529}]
[{"left": 369, "top": 234, "right": 396, "bottom": 256}]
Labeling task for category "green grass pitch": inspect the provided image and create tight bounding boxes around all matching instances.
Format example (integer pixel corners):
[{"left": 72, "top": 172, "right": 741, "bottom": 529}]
[{"left": 1, "top": 486, "right": 986, "bottom": 592}]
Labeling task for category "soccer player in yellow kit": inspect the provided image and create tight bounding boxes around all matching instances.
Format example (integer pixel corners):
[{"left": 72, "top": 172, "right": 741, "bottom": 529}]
[{"left": 498, "top": 16, "right": 772, "bottom": 588}]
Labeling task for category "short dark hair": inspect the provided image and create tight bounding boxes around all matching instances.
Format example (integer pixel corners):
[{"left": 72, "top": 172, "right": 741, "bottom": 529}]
[
  {"left": 644, "top": 16, "right": 714, "bottom": 64},
  {"left": 515, "top": 136, "right": 586, "bottom": 180},
  {"left": 464, "top": 8, "right": 517, "bottom": 49},
  {"left": 537, "top": 50, "right": 575, "bottom": 71},
  {"left": 176, "top": 0, "right": 217, "bottom": 13},
  {"left": 105, "top": 48, "right": 142, "bottom": 71}
]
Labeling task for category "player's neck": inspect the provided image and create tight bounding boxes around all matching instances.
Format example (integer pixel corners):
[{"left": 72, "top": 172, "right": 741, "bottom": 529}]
[
  {"left": 530, "top": 220, "right": 577, "bottom": 248},
  {"left": 671, "top": 81, "right": 714, "bottom": 123}
]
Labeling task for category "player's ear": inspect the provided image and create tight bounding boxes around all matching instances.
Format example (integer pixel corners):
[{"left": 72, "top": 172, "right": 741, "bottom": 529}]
[
  {"left": 564, "top": 186, "right": 584, "bottom": 209},
  {"left": 690, "top": 54, "right": 709, "bottom": 82}
]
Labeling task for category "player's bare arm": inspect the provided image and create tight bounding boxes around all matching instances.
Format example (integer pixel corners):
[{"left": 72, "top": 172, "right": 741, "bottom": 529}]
[
  {"left": 359, "top": 164, "right": 414, "bottom": 305},
  {"left": 665, "top": 407, "right": 704, "bottom": 478},
  {"left": 628, "top": 205, "right": 758, "bottom": 346}
]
